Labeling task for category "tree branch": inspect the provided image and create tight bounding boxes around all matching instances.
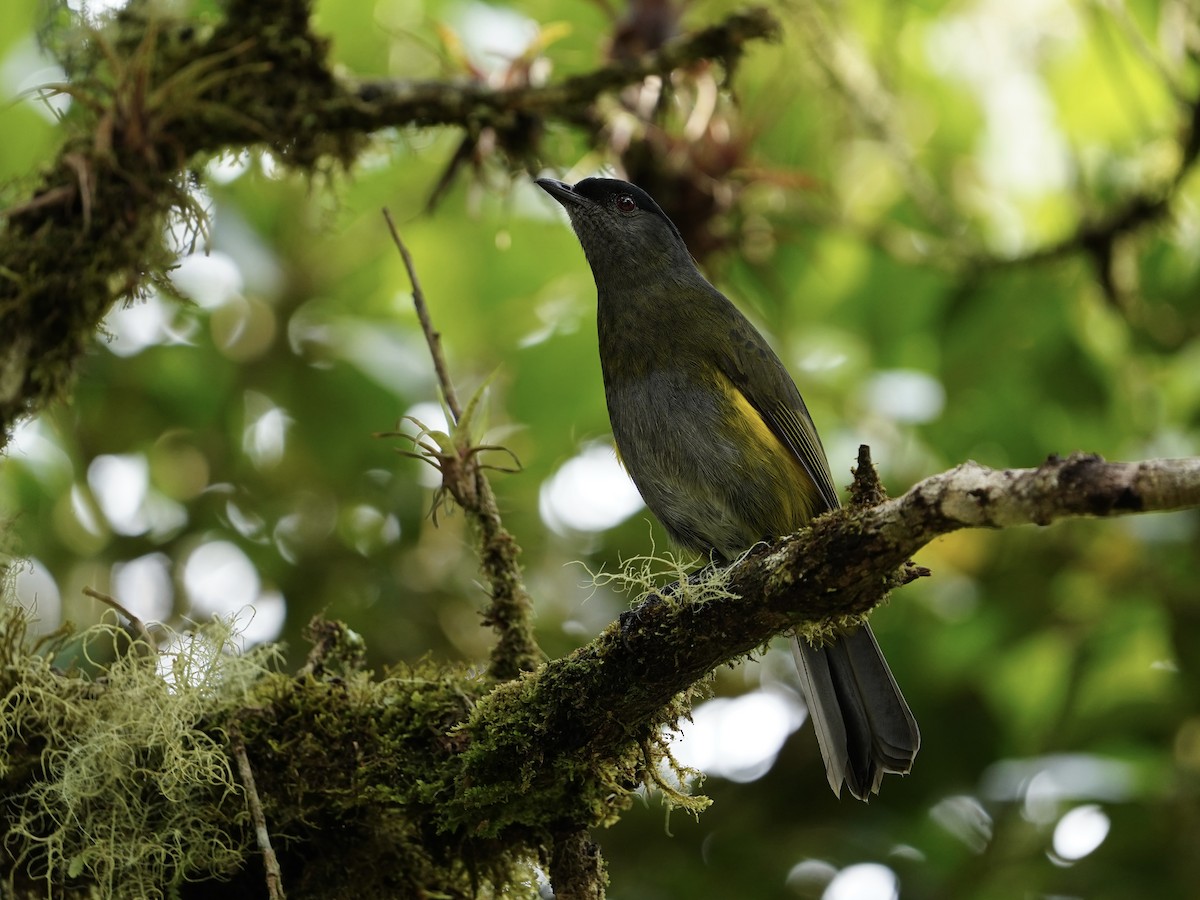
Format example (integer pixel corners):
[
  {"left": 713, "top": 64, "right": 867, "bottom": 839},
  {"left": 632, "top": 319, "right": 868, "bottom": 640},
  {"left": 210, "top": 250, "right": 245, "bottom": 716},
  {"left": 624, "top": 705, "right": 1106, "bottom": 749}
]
[
  {"left": 5, "top": 452, "right": 1197, "bottom": 896},
  {"left": 875, "top": 452, "right": 1198, "bottom": 534},
  {"left": 232, "top": 733, "right": 286, "bottom": 900},
  {"left": 550, "top": 828, "right": 608, "bottom": 900},
  {"left": 444, "top": 452, "right": 1200, "bottom": 835},
  {"left": 346, "top": 8, "right": 779, "bottom": 130}
]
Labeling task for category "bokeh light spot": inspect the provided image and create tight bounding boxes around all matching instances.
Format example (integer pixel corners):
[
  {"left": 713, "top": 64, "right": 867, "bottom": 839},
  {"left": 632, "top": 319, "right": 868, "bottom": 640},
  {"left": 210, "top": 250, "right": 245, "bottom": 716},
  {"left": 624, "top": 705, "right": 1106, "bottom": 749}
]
[
  {"left": 243, "top": 392, "right": 291, "bottom": 469},
  {"left": 1051, "top": 804, "right": 1110, "bottom": 863},
  {"left": 539, "top": 443, "right": 644, "bottom": 536},
  {"left": 87, "top": 453, "right": 150, "bottom": 536},
  {"left": 930, "top": 795, "right": 993, "bottom": 853},
  {"left": 112, "top": 553, "right": 175, "bottom": 623},
  {"left": 183, "top": 540, "right": 260, "bottom": 617},
  {"left": 669, "top": 689, "right": 806, "bottom": 783},
  {"left": 170, "top": 252, "right": 244, "bottom": 310},
  {"left": 786, "top": 858, "right": 838, "bottom": 897},
  {"left": 863, "top": 369, "right": 946, "bottom": 424},
  {"left": 822, "top": 863, "right": 898, "bottom": 900}
]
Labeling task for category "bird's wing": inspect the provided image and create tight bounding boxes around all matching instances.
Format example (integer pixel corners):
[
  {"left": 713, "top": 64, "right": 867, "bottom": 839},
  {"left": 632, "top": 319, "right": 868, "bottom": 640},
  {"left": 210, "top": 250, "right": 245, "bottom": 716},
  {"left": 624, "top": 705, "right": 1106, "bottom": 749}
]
[
  {"left": 763, "top": 391, "right": 841, "bottom": 512},
  {"left": 718, "top": 313, "right": 842, "bottom": 513}
]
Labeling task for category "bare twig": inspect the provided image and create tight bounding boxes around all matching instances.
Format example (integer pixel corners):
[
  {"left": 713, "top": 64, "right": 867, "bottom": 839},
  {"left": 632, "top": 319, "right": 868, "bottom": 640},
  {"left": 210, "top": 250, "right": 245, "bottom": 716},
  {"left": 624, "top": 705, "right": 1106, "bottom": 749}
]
[
  {"left": 1094, "top": 0, "right": 1190, "bottom": 105},
  {"left": 0, "top": 185, "right": 77, "bottom": 220},
  {"left": 973, "top": 83, "right": 1200, "bottom": 282},
  {"left": 381, "top": 208, "right": 462, "bottom": 422},
  {"left": 793, "top": 2, "right": 961, "bottom": 239},
  {"left": 232, "top": 732, "right": 286, "bottom": 900},
  {"left": 83, "top": 586, "right": 154, "bottom": 651}
]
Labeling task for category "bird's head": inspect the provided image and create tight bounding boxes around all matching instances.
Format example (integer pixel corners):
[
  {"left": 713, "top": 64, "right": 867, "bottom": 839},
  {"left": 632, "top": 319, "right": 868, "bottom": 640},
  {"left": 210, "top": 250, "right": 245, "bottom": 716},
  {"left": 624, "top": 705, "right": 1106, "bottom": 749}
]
[{"left": 537, "top": 177, "right": 695, "bottom": 288}]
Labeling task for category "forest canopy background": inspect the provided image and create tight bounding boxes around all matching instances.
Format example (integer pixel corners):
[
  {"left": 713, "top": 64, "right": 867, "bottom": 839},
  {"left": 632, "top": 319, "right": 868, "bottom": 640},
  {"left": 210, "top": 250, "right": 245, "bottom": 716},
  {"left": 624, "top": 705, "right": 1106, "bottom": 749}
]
[{"left": 1, "top": 0, "right": 1199, "bottom": 897}]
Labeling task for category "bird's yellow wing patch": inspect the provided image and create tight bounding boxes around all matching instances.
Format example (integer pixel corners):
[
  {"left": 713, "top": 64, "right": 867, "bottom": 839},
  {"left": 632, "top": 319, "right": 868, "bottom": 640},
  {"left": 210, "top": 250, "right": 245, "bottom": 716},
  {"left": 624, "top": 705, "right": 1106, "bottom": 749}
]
[
  {"left": 719, "top": 374, "right": 824, "bottom": 526},
  {"left": 724, "top": 381, "right": 790, "bottom": 459},
  {"left": 766, "top": 402, "right": 841, "bottom": 511},
  {"left": 714, "top": 324, "right": 840, "bottom": 513}
]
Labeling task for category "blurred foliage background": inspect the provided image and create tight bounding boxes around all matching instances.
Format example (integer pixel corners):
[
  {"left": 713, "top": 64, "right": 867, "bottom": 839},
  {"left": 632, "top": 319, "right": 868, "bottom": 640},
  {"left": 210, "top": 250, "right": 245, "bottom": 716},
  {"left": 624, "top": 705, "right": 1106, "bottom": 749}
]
[{"left": 2, "top": 0, "right": 1200, "bottom": 897}]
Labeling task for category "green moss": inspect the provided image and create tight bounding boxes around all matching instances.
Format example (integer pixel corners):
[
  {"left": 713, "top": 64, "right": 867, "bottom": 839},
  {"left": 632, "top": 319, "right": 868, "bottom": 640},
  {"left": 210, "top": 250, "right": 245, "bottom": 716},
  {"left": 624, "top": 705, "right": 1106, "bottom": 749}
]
[
  {"left": 437, "top": 552, "right": 721, "bottom": 842},
  {"left": 233, "top": 661, "right": 542, "bottom": 899},
  {"left": 2, "top": 509, "right": 705, "bottom": 897},
  {"left": 0, "top": 555, "right": 719, "bottom": 897},
  {"left": 1, "top": 0, "right": 369, "bottom": 441},
  {"left": 0, "top": 599, "right": 553, "bottom": 898},
  {"left": 0, "top": 606, "right": 270, "bottom": 897}
]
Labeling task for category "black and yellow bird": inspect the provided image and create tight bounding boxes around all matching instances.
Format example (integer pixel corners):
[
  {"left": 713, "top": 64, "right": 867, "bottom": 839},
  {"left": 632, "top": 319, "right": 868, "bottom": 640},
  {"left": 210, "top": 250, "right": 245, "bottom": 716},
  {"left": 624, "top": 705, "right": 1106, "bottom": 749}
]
[{"left": 537, "top": 176, "right": 919, "bottom": 799}]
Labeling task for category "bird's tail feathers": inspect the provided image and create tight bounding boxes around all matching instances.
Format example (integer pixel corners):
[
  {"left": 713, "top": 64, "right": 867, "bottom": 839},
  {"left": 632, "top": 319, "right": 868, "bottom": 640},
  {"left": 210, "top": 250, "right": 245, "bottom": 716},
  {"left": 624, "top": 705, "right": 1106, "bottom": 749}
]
[{"left": 790, "top": 625, "right": 919, "bottom": 800}]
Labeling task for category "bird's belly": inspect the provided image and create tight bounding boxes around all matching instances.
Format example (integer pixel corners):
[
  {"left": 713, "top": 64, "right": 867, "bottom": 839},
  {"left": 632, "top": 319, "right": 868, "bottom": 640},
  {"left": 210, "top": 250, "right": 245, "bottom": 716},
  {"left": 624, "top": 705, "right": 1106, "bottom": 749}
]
[{"left": 606, "top": 371, "right": 816, "bottom": 560}]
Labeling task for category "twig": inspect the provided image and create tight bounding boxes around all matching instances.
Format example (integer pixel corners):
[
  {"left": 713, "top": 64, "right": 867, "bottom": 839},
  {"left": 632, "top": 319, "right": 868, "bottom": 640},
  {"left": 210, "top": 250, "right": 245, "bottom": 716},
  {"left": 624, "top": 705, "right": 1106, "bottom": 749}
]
[
  {"left": 381, "top": 208, "right": 462, "bottom": 422},
  {"left": 976, "top": 82, "right": 1200, "bottom": 280},
  {"left": 1094, "top": 0, "right": 1190, "bottom": 105},
  {"left": 0, "top": 184, "right": 77, "bottom": 220},
  {"left": 793, "top": 2, "right": 962, "bottom": 240},
  {"left": 381, "top": 211, "right": 541, "bottom": 679},
  {"left": 83, "top": 586, "right": 154, "bottom": 651},
  {"left": 232, "top": 732, "right": 286, "bottom": 900}
]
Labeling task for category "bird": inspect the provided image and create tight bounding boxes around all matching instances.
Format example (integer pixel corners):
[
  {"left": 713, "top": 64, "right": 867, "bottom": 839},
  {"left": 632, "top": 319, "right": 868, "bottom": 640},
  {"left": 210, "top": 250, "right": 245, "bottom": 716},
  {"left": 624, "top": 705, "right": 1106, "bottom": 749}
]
[{"left": 536, "top": 175, "right": 919, "bottom": 799}]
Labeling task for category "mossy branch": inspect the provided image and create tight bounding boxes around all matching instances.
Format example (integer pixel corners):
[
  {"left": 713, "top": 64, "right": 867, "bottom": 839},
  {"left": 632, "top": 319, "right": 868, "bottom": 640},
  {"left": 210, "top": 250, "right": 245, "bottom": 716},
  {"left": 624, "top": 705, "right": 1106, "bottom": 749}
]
[
  {"left": 451, "top": 452, "right": 1200, "bottom": 806},
  {"left": 550, "top": 828, "right": 608, "bottom": 900},
  {"left": 344, "top": 8, "right": 780, "bottom": 129},
  {"left": 3, "top": 452, "right": 1198, "bottom": 897}
]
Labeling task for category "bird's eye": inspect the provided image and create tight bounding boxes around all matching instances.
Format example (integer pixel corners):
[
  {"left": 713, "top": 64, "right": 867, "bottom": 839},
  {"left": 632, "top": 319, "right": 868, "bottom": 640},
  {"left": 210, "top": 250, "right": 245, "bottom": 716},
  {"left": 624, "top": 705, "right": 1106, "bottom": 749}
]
[{"left": 614, "top": 194, "right": 637, "bottom": 214}]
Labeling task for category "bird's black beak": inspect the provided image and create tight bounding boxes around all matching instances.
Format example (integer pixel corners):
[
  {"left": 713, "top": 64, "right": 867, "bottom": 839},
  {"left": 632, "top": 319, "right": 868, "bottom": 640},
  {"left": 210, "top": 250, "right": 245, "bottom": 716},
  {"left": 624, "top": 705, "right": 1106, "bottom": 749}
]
[{"left": 536, "top": 178, "right": 585, "bottom": 208}]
